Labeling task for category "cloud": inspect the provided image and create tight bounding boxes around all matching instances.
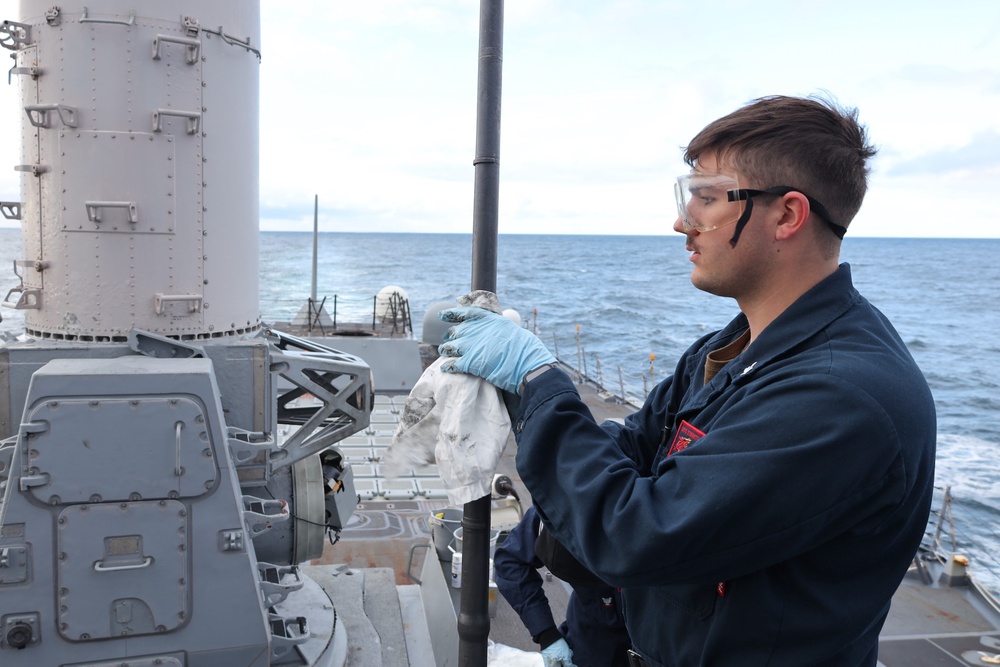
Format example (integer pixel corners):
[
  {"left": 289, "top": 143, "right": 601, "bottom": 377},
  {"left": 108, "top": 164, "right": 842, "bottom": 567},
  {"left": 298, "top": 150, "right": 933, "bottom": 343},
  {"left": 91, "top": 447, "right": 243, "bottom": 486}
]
[
  {"left": 886, "top": 131, "right": 1000, "bottom": 176},
  {"left": 893, "top": 63, "right": 1000, "bottom": 92}
]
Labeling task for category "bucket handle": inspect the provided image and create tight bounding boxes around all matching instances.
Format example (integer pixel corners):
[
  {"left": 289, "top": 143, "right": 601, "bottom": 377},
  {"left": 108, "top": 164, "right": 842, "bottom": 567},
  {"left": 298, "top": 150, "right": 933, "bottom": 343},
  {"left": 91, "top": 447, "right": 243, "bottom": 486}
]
[{"left": 406, "top": 543, "right": 432, "bottom": 585}]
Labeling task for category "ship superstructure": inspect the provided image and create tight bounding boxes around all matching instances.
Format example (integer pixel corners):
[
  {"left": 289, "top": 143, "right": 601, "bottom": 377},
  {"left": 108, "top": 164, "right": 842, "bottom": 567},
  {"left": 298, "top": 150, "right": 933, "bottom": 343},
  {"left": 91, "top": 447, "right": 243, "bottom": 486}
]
[{"left": 0, "top": 2, "right": 371, "bottom": 664}]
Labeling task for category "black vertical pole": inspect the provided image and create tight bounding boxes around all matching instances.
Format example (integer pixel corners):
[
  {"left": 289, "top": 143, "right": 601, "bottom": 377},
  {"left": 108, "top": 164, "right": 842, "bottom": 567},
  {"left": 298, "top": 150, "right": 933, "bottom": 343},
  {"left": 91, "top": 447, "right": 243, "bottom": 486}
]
[{"left": 459, "top": 1, "right": 503, "bottom": 665}]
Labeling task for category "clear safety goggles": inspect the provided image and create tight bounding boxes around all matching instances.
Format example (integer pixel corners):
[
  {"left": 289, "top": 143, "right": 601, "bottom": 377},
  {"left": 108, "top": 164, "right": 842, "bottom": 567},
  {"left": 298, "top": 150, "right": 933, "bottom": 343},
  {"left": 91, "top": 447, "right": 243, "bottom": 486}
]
[
  {"left": 674, "top": 173, "right": 847, "bottom": 244},
  {"left": 673, "top": 172, "right": 746, "bottom": 233}
]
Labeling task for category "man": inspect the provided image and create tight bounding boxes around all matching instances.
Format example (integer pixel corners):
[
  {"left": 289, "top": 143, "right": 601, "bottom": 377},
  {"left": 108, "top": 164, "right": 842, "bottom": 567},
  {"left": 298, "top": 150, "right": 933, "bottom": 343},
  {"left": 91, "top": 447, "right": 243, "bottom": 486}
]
[
  {"left": 439, "top": 95, "right": 936, "bottom": 666},
  {"left": 494, "top": 505, "right": 630, "bottom": 667}
]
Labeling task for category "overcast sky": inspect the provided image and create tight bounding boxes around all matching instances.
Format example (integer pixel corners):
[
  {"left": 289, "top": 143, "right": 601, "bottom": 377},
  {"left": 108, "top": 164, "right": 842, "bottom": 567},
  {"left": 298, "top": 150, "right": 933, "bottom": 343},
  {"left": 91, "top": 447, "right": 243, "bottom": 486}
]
[{"left": 1, "top": 1, "right": 997, "bottom": 237}]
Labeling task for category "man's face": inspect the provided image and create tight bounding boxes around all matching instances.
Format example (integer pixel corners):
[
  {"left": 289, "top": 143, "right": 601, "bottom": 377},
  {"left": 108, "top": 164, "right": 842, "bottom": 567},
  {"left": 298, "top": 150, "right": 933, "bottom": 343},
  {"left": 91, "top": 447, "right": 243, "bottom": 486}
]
[{"left": 673, "top": 153, "right": 772, "bottom": 299}]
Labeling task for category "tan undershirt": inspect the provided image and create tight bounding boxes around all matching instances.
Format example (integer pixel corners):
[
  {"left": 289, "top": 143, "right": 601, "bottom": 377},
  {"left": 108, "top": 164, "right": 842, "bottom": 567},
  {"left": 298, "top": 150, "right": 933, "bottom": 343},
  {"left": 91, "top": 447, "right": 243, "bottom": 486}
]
[{"left": 704, "top": 329, "right": 752, "bottom": 385}]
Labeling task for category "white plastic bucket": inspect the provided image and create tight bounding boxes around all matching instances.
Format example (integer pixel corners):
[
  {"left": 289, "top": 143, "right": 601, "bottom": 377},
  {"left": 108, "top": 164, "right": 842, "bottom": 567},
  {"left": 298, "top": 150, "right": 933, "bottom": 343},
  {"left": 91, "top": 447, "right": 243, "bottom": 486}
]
[
  {"left": 429, "top": 507, "right": 463, "bottom": 561},
  {"left": 452, "top": 526, "right": 501, "bottom": 560}
]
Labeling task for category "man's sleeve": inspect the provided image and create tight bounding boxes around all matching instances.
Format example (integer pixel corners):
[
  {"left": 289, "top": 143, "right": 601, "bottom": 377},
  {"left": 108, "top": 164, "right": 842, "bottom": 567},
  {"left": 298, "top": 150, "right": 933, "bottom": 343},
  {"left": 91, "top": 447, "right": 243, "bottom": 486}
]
[{"left": 492, "top": 506, "right": 560, "bottom": 640}]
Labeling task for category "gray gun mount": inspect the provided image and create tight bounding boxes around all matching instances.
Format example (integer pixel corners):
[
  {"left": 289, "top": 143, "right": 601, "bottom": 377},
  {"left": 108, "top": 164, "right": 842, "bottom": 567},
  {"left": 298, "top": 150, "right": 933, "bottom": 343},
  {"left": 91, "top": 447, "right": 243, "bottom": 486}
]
[{"left": 0, "top": 331, "right": 371, "bottom": 665}]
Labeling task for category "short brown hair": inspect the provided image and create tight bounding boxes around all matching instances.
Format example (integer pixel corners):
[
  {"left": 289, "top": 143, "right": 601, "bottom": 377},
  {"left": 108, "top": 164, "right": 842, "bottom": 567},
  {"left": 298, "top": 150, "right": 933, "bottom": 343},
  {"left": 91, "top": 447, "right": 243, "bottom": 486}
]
[{"left": 683, "top": 95, "right": 877, "bottom": 231}]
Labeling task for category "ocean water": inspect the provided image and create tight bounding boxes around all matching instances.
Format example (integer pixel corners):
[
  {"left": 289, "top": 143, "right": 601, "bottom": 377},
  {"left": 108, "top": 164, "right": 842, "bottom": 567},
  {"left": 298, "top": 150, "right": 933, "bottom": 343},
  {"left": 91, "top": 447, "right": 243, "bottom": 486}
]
[{"left": 2, "top": 229, "right": 999, "bottom": 598}]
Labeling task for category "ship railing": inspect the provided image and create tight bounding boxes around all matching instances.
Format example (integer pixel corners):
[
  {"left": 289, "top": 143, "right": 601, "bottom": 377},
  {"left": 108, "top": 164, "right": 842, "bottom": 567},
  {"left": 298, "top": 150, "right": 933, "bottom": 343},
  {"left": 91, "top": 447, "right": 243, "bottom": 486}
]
[
  {"left": 548, "top": 333, "right": 650, "bottom": 410},
  {"left": 925, "top": 484, "right": 1000, "bottom": 614},
  {"left": 265, "top": 292, "right": 413, "bottom": 337}
]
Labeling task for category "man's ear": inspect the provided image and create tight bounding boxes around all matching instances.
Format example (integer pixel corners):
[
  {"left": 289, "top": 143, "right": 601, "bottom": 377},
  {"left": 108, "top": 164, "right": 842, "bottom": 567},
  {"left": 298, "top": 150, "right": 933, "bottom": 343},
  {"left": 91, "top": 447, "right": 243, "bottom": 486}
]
[{"left": 774, "top": 191, "right": 812, "bottom": 241}]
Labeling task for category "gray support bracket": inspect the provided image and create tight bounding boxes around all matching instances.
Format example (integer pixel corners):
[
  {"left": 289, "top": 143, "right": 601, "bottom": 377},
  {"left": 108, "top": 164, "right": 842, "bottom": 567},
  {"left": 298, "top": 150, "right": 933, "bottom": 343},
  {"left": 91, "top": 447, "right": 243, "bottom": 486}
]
[
  {"left": 127, "top": 328, "right": 205, "bottom": 358},
  {"left": 2, "top": 286, "right": 41, "bottom": 310},
  {"left": 242, "top": 495, "right": 290, "bottom": 538},
  {"left": 2, "top": 259, "right": 46, "bottom": 310},
  {"left": 24, "top": 104, "right": 78, "bottom": 128},
  {"left": 0, "top": 202, "right": 21, "bottom": 220},
  {"left": 268, "top": 612, "right": 310, "bottom": 663},
  {"left": 257, "top": 563, "right": 305, "bottom": 607},
  {"left": 264, "top": 328, "right": 372, "bottom": 471},
  {"left": 0, "top": 20, "right": 31, "bottom": 50},
  {"left": 227, "top": 426, "right": 275, "bottom": 483}
]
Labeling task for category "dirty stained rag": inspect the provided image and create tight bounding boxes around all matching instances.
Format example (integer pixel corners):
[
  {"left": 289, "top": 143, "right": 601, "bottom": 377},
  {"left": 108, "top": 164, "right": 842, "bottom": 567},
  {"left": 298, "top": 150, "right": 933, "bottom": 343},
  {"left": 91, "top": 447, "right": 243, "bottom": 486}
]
[{"left": 384, "top": 292, "right": 511, "bottom": 505}]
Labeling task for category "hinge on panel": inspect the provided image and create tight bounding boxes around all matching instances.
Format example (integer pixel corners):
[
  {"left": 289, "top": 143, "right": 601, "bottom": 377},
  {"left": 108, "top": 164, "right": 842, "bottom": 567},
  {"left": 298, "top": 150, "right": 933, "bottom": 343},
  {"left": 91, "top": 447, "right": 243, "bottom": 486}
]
[
  {"left": 45, "top": 7, "right": 61, "bottom": 26},
  {"left": 182, "top": 15, "right": 201, "bottom": 38},
  {"left": 18, "top": 474, "right": 49, "bottom": 491},
  {"left": 9, "top": 64, "right": 43, "bottom": 82},
  {"left": 14, "top": 164, "right": 48, "bottom": 176}
]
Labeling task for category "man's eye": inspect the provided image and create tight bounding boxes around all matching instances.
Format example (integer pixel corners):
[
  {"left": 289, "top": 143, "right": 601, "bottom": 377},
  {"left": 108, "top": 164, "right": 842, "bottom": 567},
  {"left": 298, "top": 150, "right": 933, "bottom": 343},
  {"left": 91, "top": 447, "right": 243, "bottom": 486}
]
[{"left": 698, "top": 196, "right": 715, "bottom": 204}]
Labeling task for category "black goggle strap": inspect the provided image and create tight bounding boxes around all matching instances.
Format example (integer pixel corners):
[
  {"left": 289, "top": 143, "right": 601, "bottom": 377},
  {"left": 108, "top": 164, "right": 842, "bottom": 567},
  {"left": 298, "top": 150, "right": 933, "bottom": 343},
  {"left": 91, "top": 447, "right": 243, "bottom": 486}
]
[
  {"left": 726, "top": 192, "right": 756, "bottom": 247},
  {"left": 727, "top": 187, "right": 847, "bottom": 246}
]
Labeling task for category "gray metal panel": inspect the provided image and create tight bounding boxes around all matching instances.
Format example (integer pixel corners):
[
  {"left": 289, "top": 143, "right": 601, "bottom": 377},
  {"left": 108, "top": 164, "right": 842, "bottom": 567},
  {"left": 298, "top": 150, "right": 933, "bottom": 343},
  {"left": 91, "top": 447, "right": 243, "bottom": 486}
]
[
  {"left": 202, "top": 338, "right": 273, "bottom": 433},
  {"left": 59, "top": 133, "right": 175, "bottom": 235},
  {"left": 200, "top": 18, "right": 261, "bottom": 335},
  {"left": 57, "top": 501, "right": 189, "bottom": 640},
  {"left": 28, "top": 396, "right": 217, "bottom": 503},
  {"left": 417, "top": 549, "right": 459, "bottom": 666}
]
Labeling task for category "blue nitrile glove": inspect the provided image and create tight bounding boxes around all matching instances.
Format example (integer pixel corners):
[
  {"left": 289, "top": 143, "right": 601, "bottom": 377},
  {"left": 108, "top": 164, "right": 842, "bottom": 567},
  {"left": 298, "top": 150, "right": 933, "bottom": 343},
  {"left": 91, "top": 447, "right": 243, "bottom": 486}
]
[
  {"left": 540, "top": 638, "right": 577, "bottom": 667},
  {"left": 438, "top": 306, "right": 556, "bottom": 394}
]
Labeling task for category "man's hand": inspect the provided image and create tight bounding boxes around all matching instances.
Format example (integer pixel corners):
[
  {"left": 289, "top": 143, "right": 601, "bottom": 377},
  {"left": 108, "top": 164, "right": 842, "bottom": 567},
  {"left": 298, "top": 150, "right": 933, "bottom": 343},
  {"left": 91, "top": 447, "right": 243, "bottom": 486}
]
[
  {"left": 540, "top": 638, "right": 577, "bottom": 667},
  {"left": 438, "top": 306, "right": 556, "bottom": 394}
]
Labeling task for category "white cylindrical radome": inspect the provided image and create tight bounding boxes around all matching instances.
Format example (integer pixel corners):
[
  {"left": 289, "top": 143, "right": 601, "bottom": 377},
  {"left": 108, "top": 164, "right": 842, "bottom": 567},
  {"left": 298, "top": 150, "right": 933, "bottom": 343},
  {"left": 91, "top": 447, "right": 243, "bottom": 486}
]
[{"left": 12, "top": 0, "right": 260, "bottom": 341}]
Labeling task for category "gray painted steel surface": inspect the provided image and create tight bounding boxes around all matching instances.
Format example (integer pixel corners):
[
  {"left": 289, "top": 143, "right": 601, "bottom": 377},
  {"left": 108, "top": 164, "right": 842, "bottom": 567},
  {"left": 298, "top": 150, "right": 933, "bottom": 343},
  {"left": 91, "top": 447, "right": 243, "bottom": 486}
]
[{"left": 11, "top": 0, "right": 260, "bottom": 340}]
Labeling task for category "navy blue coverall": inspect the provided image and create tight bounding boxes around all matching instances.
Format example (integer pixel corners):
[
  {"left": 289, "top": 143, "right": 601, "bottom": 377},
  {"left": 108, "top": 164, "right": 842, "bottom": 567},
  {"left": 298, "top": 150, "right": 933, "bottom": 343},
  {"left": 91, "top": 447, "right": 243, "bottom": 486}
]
[
  {"left": 494, "top": 505, "right": 630, "bottom": 667},
  {"left": 513, "top": 265, "right": 937, "bottom": 666}
]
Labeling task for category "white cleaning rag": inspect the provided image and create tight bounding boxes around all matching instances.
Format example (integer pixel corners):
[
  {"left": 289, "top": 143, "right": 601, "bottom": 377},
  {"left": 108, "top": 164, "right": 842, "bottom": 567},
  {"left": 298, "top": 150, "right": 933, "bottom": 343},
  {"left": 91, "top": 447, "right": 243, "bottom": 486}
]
[{"left": 383, "top": 291, "right": 512, "bottom": 505}]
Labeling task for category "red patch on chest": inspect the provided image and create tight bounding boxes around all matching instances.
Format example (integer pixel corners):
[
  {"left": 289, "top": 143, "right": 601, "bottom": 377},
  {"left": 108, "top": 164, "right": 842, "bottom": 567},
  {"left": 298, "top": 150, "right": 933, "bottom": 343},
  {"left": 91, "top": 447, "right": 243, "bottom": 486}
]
[{"left": 667, "top": 420, "right": 706, "bottom": 457}]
